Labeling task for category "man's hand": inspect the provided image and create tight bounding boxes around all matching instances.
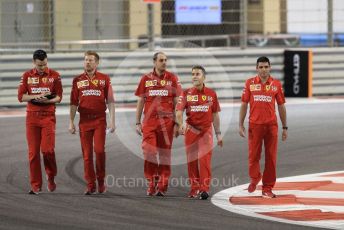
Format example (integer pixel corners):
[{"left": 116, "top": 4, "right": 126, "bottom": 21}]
[
  {"left": 136, "top": 123, "right": 142, "bottom": 136},
  {"left": 239, "top": 125, "right": 246, "bottom": 138},
  {"left": 282, "top": 129, "right": 288, "bottom": 141},
  {"left": 174, "top": 124, "right": 184, "bottom": 138},
  {"left": 216, "top": 133, "right": 223, "bottom": 147},
  {"left": 69, "top": 122, "right": 76, "bottom": 134},
  {"left": 31, "top": 92, "right": 50, "bottom": 104},
  {"left": 107, "top": 123, "right": 116, "bottom": 134}
]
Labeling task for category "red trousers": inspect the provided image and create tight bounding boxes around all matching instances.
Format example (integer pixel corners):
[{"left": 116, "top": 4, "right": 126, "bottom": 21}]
[
  {"left": 26, "top": 112, "right": 57, "bottom": 191},
  {"left": 142, "top": 117, "right": 174, "bottom": 192},
  {"left": 185, "top": 125, "right": 213, "bottom": 192},
  {"left": 79, "top": 115, "right": 106, "bottom": 190},
  {"left": 248, "top": 123, "right": 278, "bottom": 191}
]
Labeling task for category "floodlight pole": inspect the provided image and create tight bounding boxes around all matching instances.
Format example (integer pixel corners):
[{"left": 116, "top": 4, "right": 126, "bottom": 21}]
[
  {"left": 49, "top": 0, "right": 55, "bottom": 52},
  {"left": 147, "top": 3, "right": 155, "bottom": 51},
  {"left": 327, "top": 0, "right": 334, "bottom": 47},
  {"left": 240, "top": 0, "right": 248, "bottom": 49}
]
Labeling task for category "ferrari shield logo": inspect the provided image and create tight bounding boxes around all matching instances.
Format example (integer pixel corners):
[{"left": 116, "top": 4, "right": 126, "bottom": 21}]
[
  {"left": 160, "top": 80, "right": 166, "bottom": 86},
  {"left": 91, "top": 80, "right": 98, "bottom": 86},
  {"left": 265, "top": 85, "right": 271, "bottom": 91},
  {"left": 42, "top": 78, "right": 48, "bottom": 84},
  {"left": 202, "top": 95, "right": 207, "bottom": 101}
]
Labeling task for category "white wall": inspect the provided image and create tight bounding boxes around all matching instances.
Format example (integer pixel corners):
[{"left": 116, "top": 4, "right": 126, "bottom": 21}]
[{"left": 287, "top": 0, "right": 344, "bottom": 33}]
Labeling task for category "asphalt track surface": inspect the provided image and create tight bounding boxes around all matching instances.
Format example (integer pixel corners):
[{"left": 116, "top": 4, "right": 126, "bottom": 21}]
[{"left": 0, "top": 100, "right": 343, "bottom": 230}]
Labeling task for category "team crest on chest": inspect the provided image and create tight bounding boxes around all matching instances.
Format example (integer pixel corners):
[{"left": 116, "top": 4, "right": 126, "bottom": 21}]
[
  {"left": 160, "top": 80, "right": 166, "bottom": 86},
  {"left": 91, "top": 79, "right": 98, "bottom": 86},
  {"left": 202, "top": 95, "right": 207, "bottom": 101},
  {"left": 265, "top": 85, "right": 271, "bottom": 91},
  {"left": 42, "top": 78, "right": 48, "bottom": 84}
]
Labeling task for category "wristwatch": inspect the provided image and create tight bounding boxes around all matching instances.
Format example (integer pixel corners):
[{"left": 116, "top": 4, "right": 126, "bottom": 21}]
[{"left": 282, "top": 126, "right": 288, "bottom": 130}]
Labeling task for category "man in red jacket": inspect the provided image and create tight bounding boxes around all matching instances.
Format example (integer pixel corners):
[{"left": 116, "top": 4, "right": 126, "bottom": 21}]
[
  {"left": 239, "top": 56, "right": 288, "bottom": 198},
  {"left": 69, "top": 51, "right": 115, "bottom": 195},
  {"left": 175, "top": 65, "right": 223, "bottom": 200},
  {"left": 18, "top": 49, "right": 63, "bottom": 194},
  {"left": 135, "top": 52, "right": 182, "bottom": 196}
]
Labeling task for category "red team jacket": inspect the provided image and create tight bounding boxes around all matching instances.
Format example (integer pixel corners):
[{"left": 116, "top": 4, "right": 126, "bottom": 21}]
[
  {"left": 176, "top": 85, "right": 221, "bottom": 130},
  {"left": 18, "top": 68, "right": 63, "bottom": 112},
  {"left": 70, "top": 70, "right": 115, "bottom": 115},
  {"left": 135, "top": 70, "right": 181, "bottom": 118},
  {"left": 241, "top": 76, "right": 285, "bottom": 125}
]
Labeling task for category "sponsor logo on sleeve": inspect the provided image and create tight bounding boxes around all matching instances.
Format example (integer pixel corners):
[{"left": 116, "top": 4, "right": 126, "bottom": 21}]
[
  {"left": 187, "top": 95, "right": 198, "bottom": 102},
  {"left": 77, "top": 80, "right": 89, "bottom": 88}
]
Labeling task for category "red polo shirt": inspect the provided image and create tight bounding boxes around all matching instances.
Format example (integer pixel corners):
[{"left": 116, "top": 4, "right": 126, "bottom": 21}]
[
  {"left": 70, "top": 70, "right": 115, "bottom": 115},
  {"left": 176, "top": 85, "right": 220, "bottom": 129},
  {"left": 241, "top": 75, "right": 285, "bottom": 125},
  {"left": 135, "top": 69, "right": 182, "bottom": 118},
  {"left": 18, "top": 68, "right": 63, "bottom": 112}
]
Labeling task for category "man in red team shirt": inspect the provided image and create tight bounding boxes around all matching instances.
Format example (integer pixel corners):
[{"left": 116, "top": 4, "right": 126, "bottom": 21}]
[
  {"left": 69, "top": 51, "right": 115, "bottom": 195},
  {"left": 18, "top": 49, "right": 63, "bottom": 194},
  {"left": 239, "top": 56, "right": 288, "bottom": 198},
  {"left": 135, "top": 52, "right": 181, "bottom": 196},
  {"left": 175, "top": 65, "right": 223, "bottom": 200}
]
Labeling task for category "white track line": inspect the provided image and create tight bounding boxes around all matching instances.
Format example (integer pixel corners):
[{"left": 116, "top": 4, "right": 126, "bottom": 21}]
[{"left": 211, "top": 170, "right": 344, "bottom": 230}]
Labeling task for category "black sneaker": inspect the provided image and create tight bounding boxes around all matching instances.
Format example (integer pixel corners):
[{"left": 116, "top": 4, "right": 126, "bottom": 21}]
[
  {"left": 199, "top": 191, "right": 209, "bottom": 200},
  {"left": 156, "top": 191, "right": 165, "bottom": 197},
  {"left": 84, "top": 189, "right": 96, "bottom": 195},
  {"left": 28, "top": 188, "right": 41, "bottom": 195}
]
